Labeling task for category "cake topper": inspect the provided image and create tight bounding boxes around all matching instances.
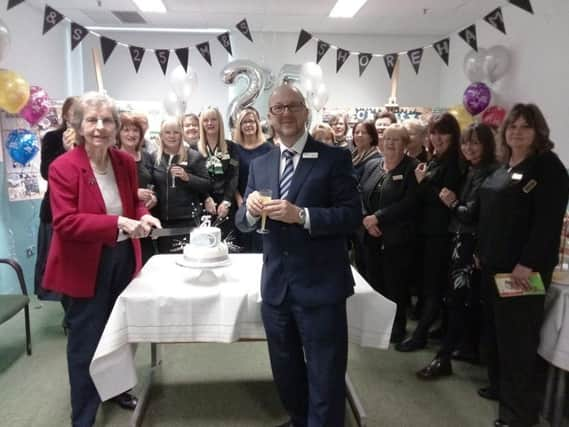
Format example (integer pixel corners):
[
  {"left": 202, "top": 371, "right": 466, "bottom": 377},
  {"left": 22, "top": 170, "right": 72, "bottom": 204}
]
[{"left": 200, "top": 215, "right": 212, "bottom": 227}]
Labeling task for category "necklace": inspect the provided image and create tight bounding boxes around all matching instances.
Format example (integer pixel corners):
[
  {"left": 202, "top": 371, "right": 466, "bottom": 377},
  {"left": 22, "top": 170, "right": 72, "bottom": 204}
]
[{"left": 91, "top": 161, "right": 109, "bottom": 175}]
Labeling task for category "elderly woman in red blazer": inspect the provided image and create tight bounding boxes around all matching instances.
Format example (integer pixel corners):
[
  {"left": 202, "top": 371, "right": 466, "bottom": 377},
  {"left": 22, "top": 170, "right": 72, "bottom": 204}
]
[{"left": 42, "top": 92, "right": 161, "bottom": 427}]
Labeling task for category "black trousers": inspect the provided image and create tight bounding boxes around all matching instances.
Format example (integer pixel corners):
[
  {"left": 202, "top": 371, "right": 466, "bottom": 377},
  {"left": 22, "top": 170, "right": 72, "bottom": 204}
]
[
  {"left": 481, "top": 267, "right": 549, "bottom": 427},
  {"left": 412, "top": 235, "right": 451, "bottom": 342},
  {"left": 65, "top": 240, "right": 134, "bottom": 427}
]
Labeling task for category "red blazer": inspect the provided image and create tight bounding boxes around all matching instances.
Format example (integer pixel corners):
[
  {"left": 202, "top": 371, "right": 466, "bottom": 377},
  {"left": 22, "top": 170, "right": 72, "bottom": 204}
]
[{"left": 42, "top": 146, "right": 148, "bottom": 298}]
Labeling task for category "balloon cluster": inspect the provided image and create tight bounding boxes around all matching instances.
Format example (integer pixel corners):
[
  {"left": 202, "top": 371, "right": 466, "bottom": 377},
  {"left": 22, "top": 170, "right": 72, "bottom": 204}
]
[
  {"left": 163, "top": 65, "right": 198, "bottom": 116},
  {"left": 299, "top": 62, "right": 329, "bottom": 112},
  {"left": 459, "top": 45, "right": 510, "bottom": 128}
]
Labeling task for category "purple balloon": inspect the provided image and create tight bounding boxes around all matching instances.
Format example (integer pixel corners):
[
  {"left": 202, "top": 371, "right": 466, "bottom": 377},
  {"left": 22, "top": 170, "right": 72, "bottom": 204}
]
[
  {"left": 19, "top": 85, "right": 51, "bottom": 126},
  {"left": 463, "top": 82, "right": 491, "bottom": 116}
]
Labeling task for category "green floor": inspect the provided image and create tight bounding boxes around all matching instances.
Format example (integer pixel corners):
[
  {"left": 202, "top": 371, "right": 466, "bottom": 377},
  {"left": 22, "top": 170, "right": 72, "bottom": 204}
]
[{"left": 1, "top": 299, "right": 502, "bottom": 427}]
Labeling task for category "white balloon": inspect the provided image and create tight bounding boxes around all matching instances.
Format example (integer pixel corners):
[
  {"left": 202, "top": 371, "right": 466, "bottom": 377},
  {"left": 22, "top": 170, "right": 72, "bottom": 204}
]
[
  {"left": 310, "top": 83, "right": 329, "bottom": 112},
  {"left": 301, "top": 62, "right": 323, "bottom": 82},
  {"left": 163, "top": 90, "right": 186, "bottom": 116},
  {"left": 463, "top": 48, "right": 487, "bottom": 83},
  {"left": 181, "top": 69, "right": 198, "bottom": 99},
  {"left": 277, "top": 64, "right": 302, "bottom": 85},
  {"left": 169, "top": 65, "right": 188, "bottom": 98},
  {"left": 483, "top": 45, "right": 510, "bottom": 83},
  {"left": 0, "top": 18, "right": 10, "bottom": 63}
]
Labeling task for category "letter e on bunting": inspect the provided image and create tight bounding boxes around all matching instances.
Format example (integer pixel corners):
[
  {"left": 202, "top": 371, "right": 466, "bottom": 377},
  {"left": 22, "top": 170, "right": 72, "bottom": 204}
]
[{"left": 407, "top": 48, "right": 423, "bottom": 74}]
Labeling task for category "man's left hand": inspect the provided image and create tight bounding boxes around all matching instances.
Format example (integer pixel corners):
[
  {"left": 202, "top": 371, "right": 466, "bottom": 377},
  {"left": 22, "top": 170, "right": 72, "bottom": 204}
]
[{"left": 264, "top": 199, "right": 301, "bottom": 224}]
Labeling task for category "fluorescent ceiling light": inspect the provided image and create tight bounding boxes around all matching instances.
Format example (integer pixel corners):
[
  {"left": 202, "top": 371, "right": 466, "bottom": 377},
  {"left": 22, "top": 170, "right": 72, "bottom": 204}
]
[
  {"left": 329, "top": 0, "right": 367, "bottom": 18},
  {"left": 87, "top": 26, "right": 228, "bottom": 34},
  {"left": 132, "top": 0, "right": 167, "bottom": 13}
]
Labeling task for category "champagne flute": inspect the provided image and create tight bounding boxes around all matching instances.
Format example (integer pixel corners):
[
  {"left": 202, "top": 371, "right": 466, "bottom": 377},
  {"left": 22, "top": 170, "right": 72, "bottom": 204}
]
[{"left": 256, "top": 189, "right": 272, "bottom": 235}]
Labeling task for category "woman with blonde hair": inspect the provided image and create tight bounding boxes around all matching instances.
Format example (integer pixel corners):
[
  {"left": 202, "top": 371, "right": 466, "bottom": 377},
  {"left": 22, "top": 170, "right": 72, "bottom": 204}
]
[
  {"left": 151, "top": 116, "right": 211, "bottom": 253},
  {"left": 328, "top": 113, "right": 350, "bottom": 148},
  {"left": 198, "top": 106, "right": 239, "bottom": 238},
  {"left": 311, "top": 123, "right": 336, "bottom": 145},
  {"left": 403, "top": 118, "right": 430, "bottom": 162},
  {"left": 233, "top": 107, "right": 273, "bottom": 251}
]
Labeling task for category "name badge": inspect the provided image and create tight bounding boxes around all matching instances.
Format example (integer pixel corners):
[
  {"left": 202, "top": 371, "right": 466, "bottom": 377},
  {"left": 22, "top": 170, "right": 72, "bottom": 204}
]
[
  {"left": 302, "top": 152, "right": 318, "bottom": 159},
  {"left": 221, "top": 154, "right": 231, "bottom": 160},
  {"left": 392, "top": 174, "right": 403, "bottom": 181},
  {"left": 523, "top": 179, "right": 537, "bottom": 193},
  {"left": 511, "top": 173, "right": 523, "bottom": 181}
]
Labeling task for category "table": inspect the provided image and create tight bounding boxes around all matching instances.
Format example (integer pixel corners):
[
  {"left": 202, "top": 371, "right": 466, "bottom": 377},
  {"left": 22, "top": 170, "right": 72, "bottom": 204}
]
[
  {"left": 90, "top": 253, "right": 396, "bottom": 426},
  {"left": 539, "top": 283, "right": 569, "bottom": 427}
]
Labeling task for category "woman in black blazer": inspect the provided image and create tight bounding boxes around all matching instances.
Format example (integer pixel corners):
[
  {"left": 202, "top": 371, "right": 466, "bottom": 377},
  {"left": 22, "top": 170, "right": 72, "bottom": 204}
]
[
  {"left": 417, "top": 123, "right": 497, "bottom": 379},
  {"left": 34, "top": 96, "right": 77, "bottom": 301},
  {"left": 361, "top": 124, "right": 419, "bottom": 342},
  {"left": 396, "top": 113, "right": 462, "bottom": 352},
  {"left": 478, "top": 104, "right": 569, "bottom": 427},
  {"left": 198, "top": 106, "right": 239, "bottom": 239}
]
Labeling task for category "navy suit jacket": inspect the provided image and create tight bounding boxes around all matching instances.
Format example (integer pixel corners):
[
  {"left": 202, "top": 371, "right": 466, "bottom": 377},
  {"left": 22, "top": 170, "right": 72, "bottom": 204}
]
[{"left": 236, "top": 136, "right": 362, "bottom": 307}]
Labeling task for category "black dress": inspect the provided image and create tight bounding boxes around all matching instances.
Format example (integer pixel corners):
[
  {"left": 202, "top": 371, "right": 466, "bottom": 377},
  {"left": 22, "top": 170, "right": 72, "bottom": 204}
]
[{"left": 478, "top": 150, "right": 569, "bottom": 426}]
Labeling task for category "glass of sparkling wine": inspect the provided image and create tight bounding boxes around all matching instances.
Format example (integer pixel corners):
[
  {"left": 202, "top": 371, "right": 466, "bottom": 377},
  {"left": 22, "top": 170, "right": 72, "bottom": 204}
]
[{"left": 256, "top": 189, "right": 272, "bottom": 235}]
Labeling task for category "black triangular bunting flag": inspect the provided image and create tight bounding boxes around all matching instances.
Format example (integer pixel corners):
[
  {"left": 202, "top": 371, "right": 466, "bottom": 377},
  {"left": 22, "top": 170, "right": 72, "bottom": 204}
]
[
  {"left": 175, "top": 48, "right": 189, "bottom": 72},
  {"left": 336, "top": 48, "right": 350, "bottom": 73},
  {"left": 484, "top": 7, "right": 506, "bottom": 34},
  {"left": 458, "top": 24, "right": 478, "bottom": 52},
  {"left": 407, "top": 48, "right": 423, "bottom": 74},
  {"left": 316, "top": 40, "right": 330, "bottom": 64},
  {"left": 7, "top": 0, "right": 25, "bottom": 10},
  {"left": 509, "top": 0, "right": 533, "bottom": 14},
  {"left": 296, "top": 29, "right": 312, "bottom": 53},
  {"left": 196, "top": 41, "right": 212, "bottom": 66},
  {"left": 358, "top": 53, "right": 372, "bottom": 77},
  {"left": 129, "top": 45, "right": 145, "bottom": 73},
  {"left": 155, "top": 49, "right": 170, "bottom": 75},
  {"left": 70, "top": 22, "right": 88, "bottom": 51},
  {"left": 217, "top": 32, "right": 232, "bottom": 56},
  {"left": 433, "top": 38, "right": 450, "bottom": 65},
  {"left": 383, "top": 53, "right": 398, "bottom": 79},
  {"left": 100, "top": 37, "right": 117, "bottom": 64},
  {"left": 236, "top": 18, "right": 253, "bottom": 42},
  {"left": 42, "top": 5, "right": 64, "bottom": 35}
]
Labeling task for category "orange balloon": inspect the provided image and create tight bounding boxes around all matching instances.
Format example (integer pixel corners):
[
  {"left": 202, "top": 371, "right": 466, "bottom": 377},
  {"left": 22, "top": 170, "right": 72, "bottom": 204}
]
[{"left": 0, "top": 69, "right": 30, "bottom": 114}]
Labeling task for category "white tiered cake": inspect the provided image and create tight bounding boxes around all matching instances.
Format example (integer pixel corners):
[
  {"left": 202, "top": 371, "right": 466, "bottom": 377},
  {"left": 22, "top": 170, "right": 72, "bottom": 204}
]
[{"left": 181, "top": 226, "right": 229, "bottom": 267}]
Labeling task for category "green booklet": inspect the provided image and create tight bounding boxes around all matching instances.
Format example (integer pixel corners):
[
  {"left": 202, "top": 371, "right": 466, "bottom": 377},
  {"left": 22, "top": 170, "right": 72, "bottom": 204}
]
[{"left": 494, "top": 272, "right": 545, "bottom": 297}]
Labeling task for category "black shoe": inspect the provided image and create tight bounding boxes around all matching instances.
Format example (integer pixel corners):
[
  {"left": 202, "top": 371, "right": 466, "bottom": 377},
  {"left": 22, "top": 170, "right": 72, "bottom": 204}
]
[
  {"left": 478, "top": 386, "right": 499, "bottom": 401},
  {"left": 451, "top": 349, "right": 479, "bottom": 365},
  {"left": 428, "top": 327, "right": 445, "bottom": 340},
  {"left": 395, "top": 337, "right": 426, "bottom": 352},
  {"left": 416, "top": 357, "right": 452, "bottom": 380},
  {"left": 390, "top": 329, "right": 407, "bottom": 344},
  {"left": 112, "top": 392, "right": 138, "bottom": 410},
  {"left": 494, "top": 419, "right": 509, "bottom": 427}
]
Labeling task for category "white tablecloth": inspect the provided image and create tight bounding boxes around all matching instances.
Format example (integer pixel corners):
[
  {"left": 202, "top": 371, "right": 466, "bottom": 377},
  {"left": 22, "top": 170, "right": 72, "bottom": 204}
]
[
  {"left": 539, "top": 283, "right": 569, "bottom": 371},
  {"left": 90, "top": 253, "right": 396, "bottom": 401}
]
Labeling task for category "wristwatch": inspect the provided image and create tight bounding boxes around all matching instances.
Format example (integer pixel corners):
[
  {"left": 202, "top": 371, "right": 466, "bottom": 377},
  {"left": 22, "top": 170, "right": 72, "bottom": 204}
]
[{"left": 297, "top": 207, "right": 306, "bottom": 225}]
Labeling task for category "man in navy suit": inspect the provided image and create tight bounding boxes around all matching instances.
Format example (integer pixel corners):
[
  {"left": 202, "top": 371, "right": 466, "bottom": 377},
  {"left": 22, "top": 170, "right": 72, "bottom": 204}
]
[{"left": 236, "top": 85, "right": 361, "bottom": 427}]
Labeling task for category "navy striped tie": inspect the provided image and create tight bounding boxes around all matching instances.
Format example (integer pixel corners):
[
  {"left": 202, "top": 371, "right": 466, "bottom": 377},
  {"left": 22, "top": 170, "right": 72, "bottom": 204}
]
[{"left": 280, "top": 149, "right": 295, "bottom": 199}]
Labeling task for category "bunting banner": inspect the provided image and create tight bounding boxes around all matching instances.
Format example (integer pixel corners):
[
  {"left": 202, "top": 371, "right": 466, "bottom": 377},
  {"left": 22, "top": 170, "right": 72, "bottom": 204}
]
[
  {"left": 155, "top": 49, "right": 170, "bottom": 75},
  {"left": 236, "top": 18, "right": 253, "bottom": 42},
  {"left": 129, "top": 46, "right": 145, "bottom": 73},
  {"left": 70, "top": 22, "right": 88, "bottom": 51},
  {"left": 459, "top": 24, "right": 478, "bottom": 51},
  {"left": 7, "top": 0, "right": 25, "bottom": 10},
  {"left": 509, "top": 0, "right": 533, "bottom": 14},
  {"left": 358, "top": 53, "right": 372, "bottom": 77},
  {"left": 384, "top": 53, "right": 398, "bottom": 79},
  {"left": 175, "top": 48, "right": 189, "bottom": 72},
  {"left": 196, "top": 41, "right": 212, "bottom": 66},
  {"left": 42, "top": 5, "right": 64, "bottom": 35},
  {"left": 433, "top": 38, "right": 450, "bottom": 65},
  {"left": 316, "top": 40, "right": 330, "bottom": 64},
  {"left": 336, "top": 48, "right": 350, "bottom": 73},
  {"left": 296, "top": 29, "right": 312, "bottom": 53},
  {"left": 407, "top": 48, "right": 423, "bottom": 74},
  {"left": 217, "top": 32, "right": 232, "bottom": 56},
  {"left": 100, "top": 36, "right": 117, "bottom": 64},
  {"left": 484, "top": 7, "right": 506, "bottom": 34}
]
